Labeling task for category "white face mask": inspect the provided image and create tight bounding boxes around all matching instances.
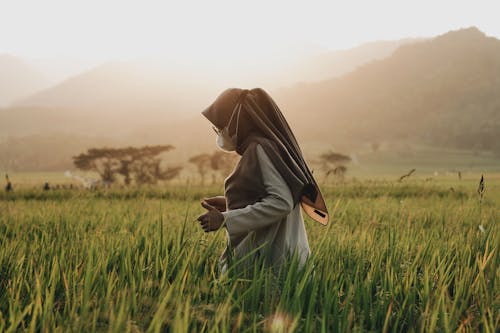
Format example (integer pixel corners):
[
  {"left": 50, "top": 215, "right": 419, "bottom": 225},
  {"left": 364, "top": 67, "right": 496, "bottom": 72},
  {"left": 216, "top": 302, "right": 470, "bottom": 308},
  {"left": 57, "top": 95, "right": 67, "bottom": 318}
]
[
  {"left": 215, "top": 126, "right": 237, "bottom": 151},
  {"left": 213, "top": 106, "right": 240, "bottom": 152}
]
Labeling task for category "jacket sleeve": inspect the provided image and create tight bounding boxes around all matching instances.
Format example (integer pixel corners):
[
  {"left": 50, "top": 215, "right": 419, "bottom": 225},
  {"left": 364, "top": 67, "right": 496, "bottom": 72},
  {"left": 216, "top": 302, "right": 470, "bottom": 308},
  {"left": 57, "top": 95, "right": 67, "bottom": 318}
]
[{"left": 222, "top": 143, "right": 294, "bottom": 236}]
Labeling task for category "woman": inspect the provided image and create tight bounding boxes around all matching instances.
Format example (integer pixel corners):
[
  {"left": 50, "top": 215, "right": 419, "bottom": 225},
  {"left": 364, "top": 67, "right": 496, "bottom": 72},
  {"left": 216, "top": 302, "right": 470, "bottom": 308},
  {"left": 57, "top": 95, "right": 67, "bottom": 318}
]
[{"left": 196, "top": 88, "right": 329, "bottom": 275}]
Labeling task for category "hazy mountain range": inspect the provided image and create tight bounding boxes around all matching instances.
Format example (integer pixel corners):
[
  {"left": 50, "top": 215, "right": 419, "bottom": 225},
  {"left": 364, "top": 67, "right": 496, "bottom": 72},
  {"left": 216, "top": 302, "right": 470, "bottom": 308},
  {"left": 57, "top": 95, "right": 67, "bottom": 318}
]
[
  {"left": 1, "top": 27, "right": 499, "bottom": 171},
  {"left": 274, "top": 27, "right": 500, "bottom": 151},
  {"left": 0, "top": 54, "right": 49, "bottom": 107},
  {"left": 2, "top": 39, "right": 421, "bottom": 123}
]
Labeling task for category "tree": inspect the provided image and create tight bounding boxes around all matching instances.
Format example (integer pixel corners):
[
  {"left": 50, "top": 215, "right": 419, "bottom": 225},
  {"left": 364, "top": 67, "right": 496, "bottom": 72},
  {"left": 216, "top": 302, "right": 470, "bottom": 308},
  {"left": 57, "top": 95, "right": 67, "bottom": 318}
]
[
  {"left": 210, "top": 151, "right": 239, "bottom": 182},
  {"left": 189, "top": 151, "right": 239, "bottom": 185},
  {"left": 73, "top": 145, "right": 182, "bottom": 185},
  {"left": 332, "top": 165, "right": 348, "bottom": 180},
  {"left": 73, "top": 147, "right": 119, "bottom": 183},
  {"left": 188, "top": 154, "right": 212, "bottom": 185},
  {"left": 319, "top": 151, "right": 352, "bottom": 182}
]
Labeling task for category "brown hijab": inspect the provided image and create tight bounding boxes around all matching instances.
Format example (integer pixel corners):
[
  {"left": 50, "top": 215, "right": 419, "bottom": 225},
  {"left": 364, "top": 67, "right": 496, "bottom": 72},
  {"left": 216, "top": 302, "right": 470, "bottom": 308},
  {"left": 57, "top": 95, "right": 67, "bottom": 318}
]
[{"left": 202, "top": 88, "right": 329, "bottom": 225}]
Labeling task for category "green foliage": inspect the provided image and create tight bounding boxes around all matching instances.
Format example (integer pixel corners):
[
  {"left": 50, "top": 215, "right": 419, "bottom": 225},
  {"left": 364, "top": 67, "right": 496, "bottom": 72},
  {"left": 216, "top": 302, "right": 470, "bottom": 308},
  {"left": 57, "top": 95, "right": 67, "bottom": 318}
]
[{"left": 0, "top": 179, "right": 498, "bottom": 332}]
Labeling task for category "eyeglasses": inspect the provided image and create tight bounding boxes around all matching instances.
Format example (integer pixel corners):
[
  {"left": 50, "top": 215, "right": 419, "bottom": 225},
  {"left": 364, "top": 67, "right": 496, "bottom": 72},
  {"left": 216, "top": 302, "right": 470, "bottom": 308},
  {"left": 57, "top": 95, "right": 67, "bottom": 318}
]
[{"left": 211, "top": 106, "right": 241, "bottom": 136}]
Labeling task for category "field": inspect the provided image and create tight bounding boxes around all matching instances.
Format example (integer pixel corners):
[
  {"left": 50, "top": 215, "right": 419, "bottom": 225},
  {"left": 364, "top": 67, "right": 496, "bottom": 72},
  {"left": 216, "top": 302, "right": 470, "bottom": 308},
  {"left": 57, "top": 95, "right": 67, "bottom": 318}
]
[{"left": 0, "top": 173, "right": 499, "bottom": 332}]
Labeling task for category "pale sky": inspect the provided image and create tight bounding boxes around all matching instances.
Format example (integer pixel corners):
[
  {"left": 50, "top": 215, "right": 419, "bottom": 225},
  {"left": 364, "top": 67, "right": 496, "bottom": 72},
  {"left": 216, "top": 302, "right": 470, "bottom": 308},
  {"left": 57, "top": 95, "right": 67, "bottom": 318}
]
[{"left": 1, "top": 0, "right": 499, "bottom": 63}]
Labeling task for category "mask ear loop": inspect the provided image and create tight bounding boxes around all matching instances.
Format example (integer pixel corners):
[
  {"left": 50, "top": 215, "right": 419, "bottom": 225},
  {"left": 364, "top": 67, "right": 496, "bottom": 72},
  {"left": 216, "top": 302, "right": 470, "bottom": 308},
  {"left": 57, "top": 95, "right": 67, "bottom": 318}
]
[
  {"left": 232, "top": 90, "right": 248, "bottom": 136},
  {"left": 226, "top": 104, "right": 238, "bottom": 130},
  {"left": 233, "top": 103, "right": 241, "bottom": 138},
  {"left": 225, "top": 90, "right": 247, "bottom": 141},
  {"left": 225, "top": 99, "right": 242, "bottom": 136}
]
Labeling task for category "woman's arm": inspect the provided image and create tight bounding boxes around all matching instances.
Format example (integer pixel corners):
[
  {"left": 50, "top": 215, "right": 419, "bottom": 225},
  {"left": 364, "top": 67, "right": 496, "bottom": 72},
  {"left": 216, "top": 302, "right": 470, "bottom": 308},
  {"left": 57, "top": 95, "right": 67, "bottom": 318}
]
[{"left": 222, "top": 143, "right": 294, "bottom": 236}]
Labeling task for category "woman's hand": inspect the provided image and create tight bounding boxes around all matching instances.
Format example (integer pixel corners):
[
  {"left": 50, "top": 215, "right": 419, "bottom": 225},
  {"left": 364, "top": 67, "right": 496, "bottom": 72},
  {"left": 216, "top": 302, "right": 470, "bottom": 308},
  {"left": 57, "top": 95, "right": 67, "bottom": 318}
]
[
  {"left": 202, "top": 196, "right": 227, "bottom": 212},
  {"left": 197, "top": 200, "right": 225, "bottom": 232}
]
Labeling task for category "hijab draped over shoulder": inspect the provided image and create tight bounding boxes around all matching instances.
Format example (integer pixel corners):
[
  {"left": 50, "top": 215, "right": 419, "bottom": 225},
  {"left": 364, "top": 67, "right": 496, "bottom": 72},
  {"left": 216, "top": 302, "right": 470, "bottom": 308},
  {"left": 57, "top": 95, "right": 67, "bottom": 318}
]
[{"left": 202, "top": 88, "right": 329, "bottom": 225}]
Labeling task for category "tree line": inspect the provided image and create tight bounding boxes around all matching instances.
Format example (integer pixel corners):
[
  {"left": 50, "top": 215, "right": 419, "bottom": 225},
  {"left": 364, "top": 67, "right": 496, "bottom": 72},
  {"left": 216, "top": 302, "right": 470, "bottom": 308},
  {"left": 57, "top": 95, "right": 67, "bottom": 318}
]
[
  {"left": 72, "top": 145, "right": 240, "bottom": 186},
  {"left": 71, "top": 145, "right": 352, "bottom": 187}
]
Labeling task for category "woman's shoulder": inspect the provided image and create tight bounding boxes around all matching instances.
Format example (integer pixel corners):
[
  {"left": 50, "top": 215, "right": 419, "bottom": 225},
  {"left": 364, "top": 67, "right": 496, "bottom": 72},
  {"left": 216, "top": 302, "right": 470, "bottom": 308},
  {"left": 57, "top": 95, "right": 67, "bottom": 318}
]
[
  {"left": 240, "top": 140, "right": 258, "bottom": 158},
  {"left": 248, "top": 141, "right": 271, "bottom": 158}
]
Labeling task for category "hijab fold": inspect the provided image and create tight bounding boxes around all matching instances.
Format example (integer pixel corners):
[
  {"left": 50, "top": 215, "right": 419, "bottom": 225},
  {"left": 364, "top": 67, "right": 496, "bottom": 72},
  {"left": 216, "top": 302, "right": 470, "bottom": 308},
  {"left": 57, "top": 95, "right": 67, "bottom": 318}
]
[{"left": 202, "top": 88, "right": 329, "bottom": 225}]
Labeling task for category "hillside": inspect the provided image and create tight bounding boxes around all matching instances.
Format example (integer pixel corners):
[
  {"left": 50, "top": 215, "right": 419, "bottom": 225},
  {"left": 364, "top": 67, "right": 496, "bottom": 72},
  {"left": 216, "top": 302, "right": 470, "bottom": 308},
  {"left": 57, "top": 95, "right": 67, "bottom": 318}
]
[
  {"left": 0, "top": 38, "right": 421, "bottom": 168},
  {"left": 2, "top": 27, "right": 500, "bottom": 171},
  {"left": 1, "top": 62, "right": 219, "bottom": 143},
  {"left": 0, "top": 54, "right": 49, "bottom": 107},
  {"left": 12, "top": 39, "right": 419, "bottom": 113},
  {"left": 13, "top": 62, "right": 215, "bottom": 116},
  {"left": 275, "top": 27, "right": 500, "bottom": 153},
  {"left": 270, "top": 38, "right": 423, "bottom": 86},
  {"left": 0, "top": 134, "right": 121, "bottom": 171}
]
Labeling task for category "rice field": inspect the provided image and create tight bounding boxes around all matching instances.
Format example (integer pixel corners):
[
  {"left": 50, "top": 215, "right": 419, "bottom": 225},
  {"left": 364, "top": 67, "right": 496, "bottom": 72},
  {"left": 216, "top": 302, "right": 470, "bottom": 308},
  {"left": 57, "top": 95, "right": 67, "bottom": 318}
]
[{"left": 0, "top": 176, "right": 499, "bottom": 332}]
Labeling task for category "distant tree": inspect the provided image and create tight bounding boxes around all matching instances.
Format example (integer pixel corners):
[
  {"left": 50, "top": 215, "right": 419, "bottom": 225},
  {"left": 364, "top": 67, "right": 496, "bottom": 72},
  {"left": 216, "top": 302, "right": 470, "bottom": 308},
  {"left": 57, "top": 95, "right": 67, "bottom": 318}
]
[
  {"left": 319, "top": 151, "right": 352, "bottom": 165},
  {"left": 319, "top": 151, "right": 351, "bottom": 182},
  {"left": 73, "top": 145, "right": 182, "bottom": 185},
  {"left": 73, "top": 147, "right": 120, "bottom": 183},
  {"left": 115, "top": 145, "right": 181, "bottom": 185},
  {"left": 117, "top": 158, "right": 134, "bottom": 185},
  {"left": 188, "top": 153, "right": 212, "bottom": 185},
  {"left": 210, "top": 151, "right": 239, "bottom": 182},
  {"left": 189, "top": 151, "right": 239, "bottom": 185},
  {"left": 333, "top": 165, "right": 348, "bottom": 179},
  {"left": 134, "top": 156, "right": 183, "bottom": 185}
]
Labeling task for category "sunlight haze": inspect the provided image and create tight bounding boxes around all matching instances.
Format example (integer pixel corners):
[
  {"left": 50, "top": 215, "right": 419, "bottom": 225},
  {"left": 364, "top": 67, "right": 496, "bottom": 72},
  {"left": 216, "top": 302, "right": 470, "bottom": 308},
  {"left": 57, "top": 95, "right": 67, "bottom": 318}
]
[
  {"left": 2, "top": 0, "right": 499, "bottom": 64},
  {"left": 1, "top": 0, "right": 500, "bottom": 174},
  {"left": 1, "top": 3, "right": 499, "bottom": 331}
]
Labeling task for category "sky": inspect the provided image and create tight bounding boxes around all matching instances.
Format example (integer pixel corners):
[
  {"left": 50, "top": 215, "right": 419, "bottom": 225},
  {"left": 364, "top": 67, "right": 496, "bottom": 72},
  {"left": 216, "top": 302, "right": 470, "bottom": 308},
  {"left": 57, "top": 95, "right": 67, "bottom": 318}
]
[{"left": 1, "top": 0, "right": 499, "bottom": 65}]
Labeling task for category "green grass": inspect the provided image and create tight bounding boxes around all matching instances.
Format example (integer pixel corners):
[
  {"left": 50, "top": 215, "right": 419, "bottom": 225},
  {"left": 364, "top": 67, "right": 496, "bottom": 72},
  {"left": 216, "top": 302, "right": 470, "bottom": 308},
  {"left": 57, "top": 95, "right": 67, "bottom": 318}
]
[{"left": 0, "top": 178, "right": 499, "bottom": 332}]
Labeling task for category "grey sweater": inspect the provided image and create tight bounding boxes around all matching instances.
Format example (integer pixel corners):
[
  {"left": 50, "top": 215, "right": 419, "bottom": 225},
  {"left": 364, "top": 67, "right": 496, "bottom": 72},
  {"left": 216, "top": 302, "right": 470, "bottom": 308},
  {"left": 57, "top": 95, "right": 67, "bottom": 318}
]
[{"left": 219, "top": 143, "right": 311, "bottom": 274}]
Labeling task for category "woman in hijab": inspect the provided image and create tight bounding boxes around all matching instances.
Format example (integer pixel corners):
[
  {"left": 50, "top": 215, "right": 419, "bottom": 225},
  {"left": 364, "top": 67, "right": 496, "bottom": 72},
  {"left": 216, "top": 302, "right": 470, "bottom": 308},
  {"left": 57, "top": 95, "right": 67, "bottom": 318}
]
[{"left": 196, "top": 88, "right": 329, "bottom": 275}]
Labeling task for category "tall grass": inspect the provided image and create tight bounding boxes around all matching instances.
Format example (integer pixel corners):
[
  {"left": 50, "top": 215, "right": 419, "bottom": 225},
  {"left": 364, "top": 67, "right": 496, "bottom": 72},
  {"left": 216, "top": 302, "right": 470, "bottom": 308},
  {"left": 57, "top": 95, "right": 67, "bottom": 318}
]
[{"left": 0, "top": 180, "right": 498, "bottom": 332}]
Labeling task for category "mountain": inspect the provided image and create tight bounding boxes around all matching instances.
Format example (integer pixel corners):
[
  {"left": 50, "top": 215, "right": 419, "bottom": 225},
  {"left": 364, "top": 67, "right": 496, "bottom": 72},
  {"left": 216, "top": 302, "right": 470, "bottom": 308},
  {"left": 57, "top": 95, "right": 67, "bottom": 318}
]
[
  {"left": 266, "top": 38, "right": 424, "bottom": 87},
  {"left": 2, "top": 27, "right": 500, "bottom": 171},
  {"left": 0, "top": 54, "right": 49, "bottom": 107},
  {"left": 274, "top": 27, "right": 500, "bottom": 153},
  {"left": 27, "top": 57, "right": 104, "bottom": 86},
  {"left": 3, "top": 38, "right": 417, "bottom": 153},
  {"left": 0, "top": 133, "right": 122, "bottom": 171},
  {"left": 13, "top": 39, "right": 421, "bottom": 111},
  {"left": 2, "top": 62, "right": 221, "bottom": 144},
  {"left": 13, "top": 62, "right": 215, "bottom": 116}
]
